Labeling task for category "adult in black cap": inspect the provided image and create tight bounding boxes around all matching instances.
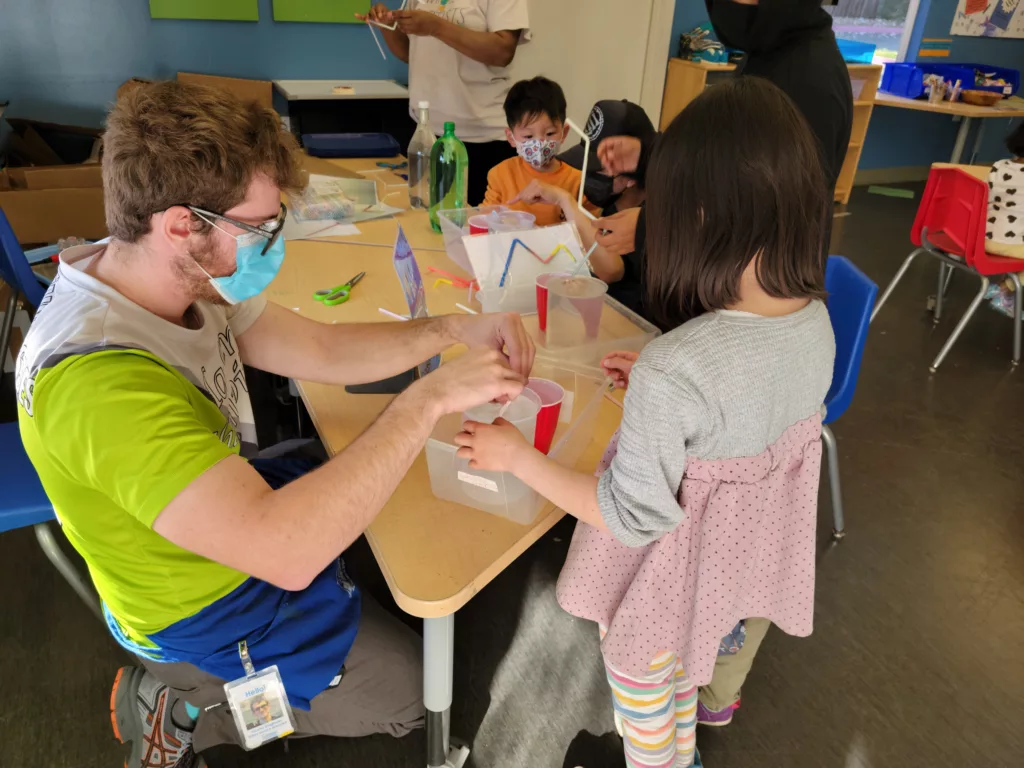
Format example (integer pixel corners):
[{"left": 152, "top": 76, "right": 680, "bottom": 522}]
[
  {"left": 511, "top": 99, "right": 658, "bottom": 320},
  {"left": 597, "top": 0, "right": 853, "bottom": 260}
]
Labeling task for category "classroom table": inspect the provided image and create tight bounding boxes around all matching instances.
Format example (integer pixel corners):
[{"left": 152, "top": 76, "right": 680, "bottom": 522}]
[
  {"left": 272, "top": 157, "right": 636, "bottom": 768},
  {"left": 874, "top": 91, "right": 1024, "bottom": 165}
]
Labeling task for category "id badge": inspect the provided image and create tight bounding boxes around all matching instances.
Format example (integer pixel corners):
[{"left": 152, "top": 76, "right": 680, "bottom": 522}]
[{"left": 224, "top": 642, "right": 296, "bottom": 750}]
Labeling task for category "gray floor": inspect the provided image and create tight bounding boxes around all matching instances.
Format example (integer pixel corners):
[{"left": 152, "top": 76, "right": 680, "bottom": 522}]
[{"left": 3, "top": 184, "right": 1024, "bottom": 767}]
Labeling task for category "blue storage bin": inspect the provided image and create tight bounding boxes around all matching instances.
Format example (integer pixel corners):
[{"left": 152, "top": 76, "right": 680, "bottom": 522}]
[
  {"left": 302, "top": 132, "right": 401, "bottom": 158},
  {"left": 919, "top": 63, "right": 1019, "bottom": 96},
  {"left": 836, "top": 39, "right": 876, "bottom": 64},
  {"left": 881, "top": 62, "right": 925, "bottom": 99}
]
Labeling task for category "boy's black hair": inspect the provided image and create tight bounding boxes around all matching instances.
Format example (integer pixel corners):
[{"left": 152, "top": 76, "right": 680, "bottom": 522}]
[
  {"left": 1006, "top": 121, "right": 1024, "bottom": 158},
  {"left": 503, "top": 77, "right": 567, "bottom": 129},
  {"left": 645, "top": 77, "right": 829, "bottom": 330}
]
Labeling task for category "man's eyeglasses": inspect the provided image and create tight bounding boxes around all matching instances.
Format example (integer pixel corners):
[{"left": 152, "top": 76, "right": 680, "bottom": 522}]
[{"left": 186, "top": 202, "right": 288, "bottom": 256}]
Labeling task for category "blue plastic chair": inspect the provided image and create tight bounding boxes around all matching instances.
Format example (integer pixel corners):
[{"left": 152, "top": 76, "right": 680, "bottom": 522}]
[
  {"left": 1, "top": 207, "right": 100, "bottom": 617},
  {"left": 823, "top": 256, "right": 878, "bottom": 540}
]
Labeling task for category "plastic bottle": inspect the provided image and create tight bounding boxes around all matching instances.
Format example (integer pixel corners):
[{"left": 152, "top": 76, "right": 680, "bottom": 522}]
[
  {"left": 428, "top": 121, "right": 469, "bottom": 233},
  {"left": 407, "top": 101, "right": 434, "bottom": 210}
]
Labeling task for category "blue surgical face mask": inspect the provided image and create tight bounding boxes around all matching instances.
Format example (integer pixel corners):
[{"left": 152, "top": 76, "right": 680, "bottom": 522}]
[{"left": 192, "top": 215, "right": 284, "bottom": 304}]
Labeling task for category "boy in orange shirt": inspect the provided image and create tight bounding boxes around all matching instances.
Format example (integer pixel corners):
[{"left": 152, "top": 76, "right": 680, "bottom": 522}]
[{"left": 483, "top": 76, "right": 598, "bottom": 225}]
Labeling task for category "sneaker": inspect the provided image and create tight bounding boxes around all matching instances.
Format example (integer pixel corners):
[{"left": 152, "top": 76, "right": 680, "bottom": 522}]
[
  {"left": 110, "top": 666, "right": 206, "bottom": 768},
  {"left": 696, "top": 699, "right": 736, "bottom": 727}
]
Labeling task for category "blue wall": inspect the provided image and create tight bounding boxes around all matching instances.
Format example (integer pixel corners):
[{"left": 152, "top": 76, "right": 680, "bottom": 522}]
[
  {"left": 0, "top": 0, "right": 407, "bottom": 128},
  {"left": 668, "top": 0, "right": 1022, "bottom": 169}
]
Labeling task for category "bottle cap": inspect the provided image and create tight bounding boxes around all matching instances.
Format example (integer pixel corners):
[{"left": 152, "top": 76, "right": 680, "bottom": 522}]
[
  {"left": 418, "top": 100, "right": 430, "bottom": 109},
  {"left": 444, "top": 121, "right": 456, "bottom": 133}
]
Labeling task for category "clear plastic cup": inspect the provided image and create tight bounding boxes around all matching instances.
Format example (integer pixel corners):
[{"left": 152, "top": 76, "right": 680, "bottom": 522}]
[
  {"left": 526, "top": 378, "right": 565, "bottom": 454},
  {"left": 536, "top": 271, "right": 571, "bottom": 332},
  {"left": 546, "top": 276, "right": 608, "bottom": 348},
  {"left": 463, "top": 388, "right": 541, "bottom": 446}
]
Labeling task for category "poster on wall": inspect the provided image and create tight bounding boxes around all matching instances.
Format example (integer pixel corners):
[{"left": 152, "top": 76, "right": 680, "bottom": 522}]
[
  {"left": 273, "top": 0, "right": 369, "bottom": 23},
  {"left": 950, "top": 0, "right": 1024, "bottom": 38},
  {"left": 150, "top": 0, "right": 259, "bottom": 21}
]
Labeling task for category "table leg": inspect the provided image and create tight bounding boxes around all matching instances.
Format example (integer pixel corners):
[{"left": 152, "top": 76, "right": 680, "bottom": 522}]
[
  {"left": 969, "top": 120, "right": 987, "bottom": 165},
  {"left": 950, "top": 116, "right": 973, "bottom": 164},
  {"left": 424, "top": 614, "right": 469, "bottom": 768}
]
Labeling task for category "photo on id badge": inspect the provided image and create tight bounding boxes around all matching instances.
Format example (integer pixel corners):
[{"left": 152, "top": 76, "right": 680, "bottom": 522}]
[{"left": 225, "top": 666, "right": 295, "bottom": 749}]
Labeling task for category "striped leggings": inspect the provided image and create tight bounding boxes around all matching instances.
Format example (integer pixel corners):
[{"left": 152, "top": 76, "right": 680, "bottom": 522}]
[{"left": 602, "top": 631, "right": 700, "bottom": 767}]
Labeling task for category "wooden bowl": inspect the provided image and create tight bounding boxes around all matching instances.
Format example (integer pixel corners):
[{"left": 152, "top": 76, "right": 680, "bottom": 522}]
[{"left": 961, "top": 90, "right": 1002, "bottom": 107}]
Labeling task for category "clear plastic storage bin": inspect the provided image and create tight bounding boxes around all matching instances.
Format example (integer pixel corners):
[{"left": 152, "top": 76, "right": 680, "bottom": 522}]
[
  {"left": 425, "top": 358, "right": 609, "bottom": 525},
  {"left": 437, "top": 205, "right": 507, "bottom": 273}
]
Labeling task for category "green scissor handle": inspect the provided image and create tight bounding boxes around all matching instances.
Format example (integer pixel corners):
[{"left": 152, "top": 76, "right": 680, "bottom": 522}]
[{"left": 313, "top": 271, "right": 365, "bottom": 307}]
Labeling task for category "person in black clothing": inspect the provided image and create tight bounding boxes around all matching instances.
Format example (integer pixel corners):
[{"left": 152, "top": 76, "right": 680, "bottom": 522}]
[
  {"left": 508, "top": 100, "right": 659, "bottom": 321},
  {"left": 595, "top": 0, "right": 853, "bottom": 292}
]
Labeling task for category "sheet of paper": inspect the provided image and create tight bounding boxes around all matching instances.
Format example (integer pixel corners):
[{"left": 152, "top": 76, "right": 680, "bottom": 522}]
[
  {"left": 282, "top": 217, "right": 361, "bottom": 241},
  {"left": 463, "top": 223, "right": 584, "bottom": 290}
]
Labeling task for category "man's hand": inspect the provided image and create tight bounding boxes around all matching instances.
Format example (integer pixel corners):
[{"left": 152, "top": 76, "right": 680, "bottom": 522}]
[
  {"left": 454, "top": 418, "right": 533, "bottom": 472},
  {"left": 450, "top": 312, "right": 535, "bottom": 378},
  {"left": 394, "top": 9, "right": 442, "bottom": 36},
  {"left": 601, "top": 350, "right": 640, "bottom": 389},
  {"left": 413, "top": 349, "right": 526, "bottom": 418},
  {"left": 597, "top": 136, "right": 642, "bottom": 176},
  {"left": 594, "top": 207, "right": 641, "bottom": 257},
  {"left": 509, "top": 180, "right": 572, "bottom": 209},
  {"left": 355, "top": 3, "right": 395, "bottom": 25}
]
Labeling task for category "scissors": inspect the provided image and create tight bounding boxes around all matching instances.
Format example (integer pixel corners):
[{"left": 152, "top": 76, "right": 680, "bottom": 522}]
[
  {"left": 376, "top": 161, "right": 408, "bottom": 170},
  {"left": 314, "top": 272, "right": 365, "bottom": 306}
]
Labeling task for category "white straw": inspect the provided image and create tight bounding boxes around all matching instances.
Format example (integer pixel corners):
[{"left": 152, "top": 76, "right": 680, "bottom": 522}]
[
  {"left": 572, "top": 242, "right": 599, "bottom": 277},
  {"left": 454, "top": 303, "right": 478, "bottom": 315},
  {"left": 378, "top": 307, "right": 409, "bottom": 321},
  {"left": 368, "top": 24, "right": 387, "bottom": 59}
]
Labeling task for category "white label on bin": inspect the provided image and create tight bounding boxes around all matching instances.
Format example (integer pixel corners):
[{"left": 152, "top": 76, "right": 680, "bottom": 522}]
[
  {"left": 458, "top": 471, "right": 499, "bottom": 493},
  {"left": 559, "top": 391, "right": 574, "bottom": 424}
]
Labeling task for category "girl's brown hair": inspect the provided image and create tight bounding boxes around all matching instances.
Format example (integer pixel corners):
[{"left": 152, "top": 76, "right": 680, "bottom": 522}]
[
  {"left": 103, "top": 80, "right": 304, "bottom": 243},
  {"left": 645, "top": 76, "right": 830, "bottom": 329}
]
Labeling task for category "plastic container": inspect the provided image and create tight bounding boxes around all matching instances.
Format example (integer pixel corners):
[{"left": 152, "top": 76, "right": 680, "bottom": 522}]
[
  {"left": 922, "top": 63, "right": 1018, "bottom": 97},
  {"left": 536, "top": 271, "right": 571, "bottom": 332},
  {"left": 426, "top": 358, "right": 610, "bottom": 525},
  {"left": 407, "top": 101, "right": 434, "bottom": 210},
  {"left": 301, "top": 132, "right": 401, "bottom": 158},
  {"left": 880, "top": 62, "right": 925, "bottom": 100},
  {"left": 438, "top": 205, "right": 507, "bottom": 272},
  {"left": 526, "top": 378, "right": 565, "bottom": 454},
  {"left": 535, "top": 294, "right": 660, "bottom": 368},
  {"left": 546, "top": 276, "right": 609, "bottom": 348},
  {"left": 836, "top": 39, "right": 876, "bottom": 64},
  {"left": 429, "top": 122, "right": 469, "bottom": 233},
  {"left": 463, "top": 389, "right": 541, "bottom": 446}
]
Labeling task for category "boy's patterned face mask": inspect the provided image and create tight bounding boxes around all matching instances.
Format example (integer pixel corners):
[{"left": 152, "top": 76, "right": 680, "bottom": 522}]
[{"left": 516, "top": 138, "right": 561, "bottom": 170}]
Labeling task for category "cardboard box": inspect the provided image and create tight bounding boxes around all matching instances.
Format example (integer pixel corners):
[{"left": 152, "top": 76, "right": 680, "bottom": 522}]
[
  {"left": 176, "top": 72, "right": 274, "bottom": 111},
  {"left": 0, "top": 165, "right": 106, "bottom": 245}
]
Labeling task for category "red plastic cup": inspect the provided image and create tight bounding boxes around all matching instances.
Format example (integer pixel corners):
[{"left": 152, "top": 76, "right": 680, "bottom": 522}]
[
  {"left": 536, "top": 272, "right": 570, "bottom": 332},
  {"left": 468, "top": 215, "right": 491, "bottom": 235},
  {"left": 527, "top": 378, "right": 565, "bottom": 454}
]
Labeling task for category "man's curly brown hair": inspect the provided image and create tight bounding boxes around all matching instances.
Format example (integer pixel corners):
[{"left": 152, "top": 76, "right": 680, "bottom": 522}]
[{"left": 102, "top": 80, "right": 304, "bottom": 243}]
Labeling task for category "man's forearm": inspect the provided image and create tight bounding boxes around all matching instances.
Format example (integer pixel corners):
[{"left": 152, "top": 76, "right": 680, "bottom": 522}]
[
  {"left": 432, "top": 23, "right": 517, "bottom": 67},
  {"left": 256, "top": 384, "right": 440, "bottom": 588},
  {"left": 514, "top": 450, "right": 608, "bottom": 531}
]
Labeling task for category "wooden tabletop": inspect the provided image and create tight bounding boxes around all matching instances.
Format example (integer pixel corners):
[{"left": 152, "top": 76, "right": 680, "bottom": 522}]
[
  {"left": 874, "top": 91, "right": 1024, "bottom": 119},
  {"left": 271, "top": 161, "right": 631, "bottom": 618}
]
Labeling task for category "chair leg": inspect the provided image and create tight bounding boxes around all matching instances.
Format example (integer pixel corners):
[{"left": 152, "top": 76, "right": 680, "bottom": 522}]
[
  {"left": 870, "top": 247, "right": 926, "bottom": 324},
  {"left": 1010, "top": 272, "right": 1022, "bottom": 367},
  {"left": 0, "top": 288, "right": 17, "bottom": 370},
  {"left": 821, "top": 425, "right": 844, "bottom": 541},
  {"left": 34, "top": 522, "right": 103, "bottom": 621},
  {"left": 933, "top": 264, "right": 948, "bottom": 324},
  {"left": 929, "top": 276, "right": 989, "bottom": 373}
]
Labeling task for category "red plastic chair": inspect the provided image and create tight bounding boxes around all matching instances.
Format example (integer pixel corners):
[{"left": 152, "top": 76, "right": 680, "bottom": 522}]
[{"left": 871, "top": 166, "right": 1023, "bottom": 372}]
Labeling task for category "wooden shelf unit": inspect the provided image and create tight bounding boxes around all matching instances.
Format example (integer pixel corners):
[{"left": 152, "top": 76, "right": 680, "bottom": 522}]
[{"left": 659, "top": 58, "right": 883, "bottom": 205}]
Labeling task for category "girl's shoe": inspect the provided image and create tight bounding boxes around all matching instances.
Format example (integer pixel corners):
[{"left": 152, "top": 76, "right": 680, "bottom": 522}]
[{"left": 695, "top": 699, "right": 739, "bottom": 727}]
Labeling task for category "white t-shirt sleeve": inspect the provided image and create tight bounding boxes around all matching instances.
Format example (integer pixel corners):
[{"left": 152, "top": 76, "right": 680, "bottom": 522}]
[
  {"left": 486, "top": 0, "right": 530, "bottom": 39},
  {"left": 225, "top": 295, "right": 267, "bottom": 335}
]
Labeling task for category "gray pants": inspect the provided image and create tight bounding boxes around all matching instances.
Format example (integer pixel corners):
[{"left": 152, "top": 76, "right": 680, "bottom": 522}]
[{"left": 140, "top": 594, "right": 425, "bottom": 752}]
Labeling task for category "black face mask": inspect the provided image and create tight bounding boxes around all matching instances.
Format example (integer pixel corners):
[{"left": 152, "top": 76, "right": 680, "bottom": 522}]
[
  {"left": 709, "top": 2, "right": 758, "bottom": 51},
  {"left": 584, "top": 174, "right": 623, "bottom": 210}
]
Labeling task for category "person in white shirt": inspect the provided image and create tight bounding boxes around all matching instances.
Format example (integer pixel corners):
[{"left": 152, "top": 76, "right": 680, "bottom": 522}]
[{"left": 357, "top": 0, "right": 530, "bottom": 205}]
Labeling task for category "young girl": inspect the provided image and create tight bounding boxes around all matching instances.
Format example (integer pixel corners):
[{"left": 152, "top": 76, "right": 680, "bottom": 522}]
[{"left": 456, "top": 77, "right": 835, "bottom": 767}]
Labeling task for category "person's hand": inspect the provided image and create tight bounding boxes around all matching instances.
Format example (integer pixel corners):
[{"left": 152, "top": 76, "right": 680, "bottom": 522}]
[
  {"left": 355, "top": 3, "right": 395, "bottom": 26},
  {"left": 597, "top": 136, "right": 642, "bottom": 176},
  {"left": 413, "top": 349, "right": 526, "bottom": 417},
  {"left": 594, "top": 207, "right": 641, "bottom": 257},
  {"left": 508, "top": 180, "right": 572, "bottom": 209},
  {"left": 394, "top": 9, "right": 442, "bottom": 36},
  {"left": 454, "top": 418, "right": 532, "bottom": 472},
  {"left": 450, "top": 312, "right": 535, "bottom": 378},
  {"left": 601, "top": 350, "right": 640, "bottom": 389}
]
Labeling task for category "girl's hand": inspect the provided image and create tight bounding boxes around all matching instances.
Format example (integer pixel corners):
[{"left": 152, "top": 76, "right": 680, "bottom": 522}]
[
  {"left": 394, "top": 9, "right": 442, "bottom": 36},
  {"left": 508, "top": 180, "right": 571, "bottom": 208},
  {"left": 455, "top": 418, "right": 532, "bottom": 472},
  {"left": 355, "top": 3, "right": 394, "bottom": 26},
  {"left": 601, "top": 351, "right": 640, "bottom": 389}
]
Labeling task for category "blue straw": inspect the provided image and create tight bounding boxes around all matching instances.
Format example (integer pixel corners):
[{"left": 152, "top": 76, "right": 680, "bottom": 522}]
[{"left": 497, "top": 239, "right": 539, "bottom": 288}]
